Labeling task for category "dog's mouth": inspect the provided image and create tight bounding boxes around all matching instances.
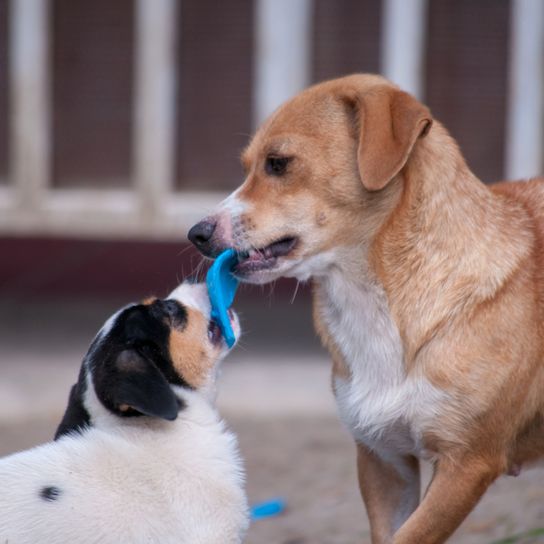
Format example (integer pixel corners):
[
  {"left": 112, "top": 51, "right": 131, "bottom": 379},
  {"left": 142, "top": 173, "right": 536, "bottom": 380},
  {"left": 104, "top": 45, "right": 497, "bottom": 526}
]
[
  {"left": 207, "top": 319, "right": 223, "bottom": 346},
  {"left": 234, "top": 236, "right": 298, "bottom": 275},
  {"left": 207, "top": 309, "right": 237, "bottom": 347}
]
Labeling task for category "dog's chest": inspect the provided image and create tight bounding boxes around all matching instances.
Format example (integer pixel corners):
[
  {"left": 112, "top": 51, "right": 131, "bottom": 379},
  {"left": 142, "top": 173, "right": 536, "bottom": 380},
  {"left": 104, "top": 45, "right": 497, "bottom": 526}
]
[{"left": 316, "top": 272, "right": 445, "bottom": 457}]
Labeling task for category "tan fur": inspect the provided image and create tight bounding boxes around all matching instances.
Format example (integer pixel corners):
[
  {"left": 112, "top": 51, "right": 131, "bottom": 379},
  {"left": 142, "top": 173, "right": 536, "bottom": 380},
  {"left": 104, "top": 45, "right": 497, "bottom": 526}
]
[
  {"left": 202, "top": 74, "right": 544, "bottom": 543},
  {"left": 357, "top": 444, "right": 420, "bottom": 543},
  {"left": 169, "top": 307, "right": 215, "bottom": 389},
  {"left": 346, "top": 85, "right": 432, "bottom": 190}
]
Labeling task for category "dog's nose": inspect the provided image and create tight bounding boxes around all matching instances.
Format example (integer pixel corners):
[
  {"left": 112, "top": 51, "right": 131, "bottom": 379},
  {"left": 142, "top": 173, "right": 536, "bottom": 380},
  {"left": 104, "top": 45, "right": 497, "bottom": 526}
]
[
  {"left": 188, "top": 220, "right": 216, "bottom": 253},
  {"left": 156, "top": 299, "right": 187, "bottom": 328}
]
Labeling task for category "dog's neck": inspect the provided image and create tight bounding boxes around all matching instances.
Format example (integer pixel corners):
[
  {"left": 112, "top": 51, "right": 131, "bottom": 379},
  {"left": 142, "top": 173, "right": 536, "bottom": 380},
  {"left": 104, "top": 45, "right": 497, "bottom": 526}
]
[
  {"left": 367, "top": 122, "right": 534, "bottom": 363},
  {"left": 83, "top": 379, "right": 219, "bottom": 437},
  {"left": 313, "top": 122, "right": 533, "bottom": 367}
]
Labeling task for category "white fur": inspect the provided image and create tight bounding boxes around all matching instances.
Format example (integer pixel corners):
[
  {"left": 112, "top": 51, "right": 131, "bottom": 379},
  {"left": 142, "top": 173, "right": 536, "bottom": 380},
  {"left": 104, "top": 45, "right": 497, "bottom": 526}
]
[
  {"left": 285, "top": 251, "right": 337, "bottom": 282},
  {"left": 168, "top": 282, "right": 211, "bottom": 316},
  {"left": 216, "top": 189, "right": 251, "bottom": 245},
  {"left": 218, "top": 188, "right": 249, "bottom": 217},
  {"left": 315, "top": 266, "right": 450, "bottom": 468},
  {"left": 0, "top": 389, "right": 248, "bottom": 544}
]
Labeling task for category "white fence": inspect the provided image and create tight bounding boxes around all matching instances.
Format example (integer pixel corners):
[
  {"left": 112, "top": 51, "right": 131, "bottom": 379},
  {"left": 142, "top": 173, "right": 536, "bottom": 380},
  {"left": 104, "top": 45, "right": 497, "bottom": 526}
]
[{"left": 0, "top": 0, "right": 542, "bottom": 240}]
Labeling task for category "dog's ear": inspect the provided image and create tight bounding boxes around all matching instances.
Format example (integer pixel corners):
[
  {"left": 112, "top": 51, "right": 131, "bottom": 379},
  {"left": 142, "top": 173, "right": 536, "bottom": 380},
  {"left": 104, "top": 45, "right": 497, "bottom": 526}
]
[
  {"left": 55, "top": 381, "right": 91, "bottom": 440},
  {"left": 345, "top": 87, "right": 432, "bottom": 191},
  {"left": 95, "top": 349, "right": 181, "bottom": 421}
]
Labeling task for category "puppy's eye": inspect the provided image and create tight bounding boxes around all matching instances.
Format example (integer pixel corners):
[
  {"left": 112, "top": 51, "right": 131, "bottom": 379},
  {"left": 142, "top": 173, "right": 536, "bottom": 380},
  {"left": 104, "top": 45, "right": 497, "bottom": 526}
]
[{"left": 265, "top": 156, "right": 290, "bottom": 177}]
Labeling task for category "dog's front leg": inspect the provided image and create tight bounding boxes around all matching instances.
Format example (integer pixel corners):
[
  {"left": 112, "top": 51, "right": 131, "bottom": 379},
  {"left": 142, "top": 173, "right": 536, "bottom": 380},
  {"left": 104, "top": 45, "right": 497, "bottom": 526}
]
[
  {"left": 357, "top": 443, "right": 420, "bottom": 543},
  {"left": 392, "top": 454, "right": 503, "bottom": 544}
]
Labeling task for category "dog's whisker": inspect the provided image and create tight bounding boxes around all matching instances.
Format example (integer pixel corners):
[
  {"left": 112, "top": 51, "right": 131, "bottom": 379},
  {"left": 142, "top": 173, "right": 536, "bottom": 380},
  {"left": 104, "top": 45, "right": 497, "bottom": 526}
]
[
  {"left": 232, "top": 341, "right": 249, "bottom": 353},
  {"left": 190, "top": 256, "right": 208, "bottom": 282},
  {"left": 176, "top": 244, "right": 197, "bottom": 258},
  {"left": 290, "top": 280, "right": 301, "bottom": 305},
  {"left": 267, "top": 280, "right": 278, "bottom": 303}
]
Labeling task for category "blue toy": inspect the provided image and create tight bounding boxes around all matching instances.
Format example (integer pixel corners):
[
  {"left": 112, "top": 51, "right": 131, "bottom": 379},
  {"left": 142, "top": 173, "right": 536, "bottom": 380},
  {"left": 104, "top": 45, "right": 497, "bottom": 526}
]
[
  {"left": 250, "top": 498, "right": 286, "bottom": 521},
  {"left": 207, "top": 254, "right": 286, "bottom": 523},
  {"left": 206, "top": 249, "right": 240, "bottom": 347}
]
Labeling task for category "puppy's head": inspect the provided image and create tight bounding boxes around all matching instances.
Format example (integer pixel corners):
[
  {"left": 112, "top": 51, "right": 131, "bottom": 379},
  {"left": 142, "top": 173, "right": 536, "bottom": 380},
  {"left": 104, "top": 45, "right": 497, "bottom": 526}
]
[
  {"left": 188, "top": 74, "right": 432, "bottom": 283},
  {"left": 55, "top": 283, "right": 240, "bottom": 439}
]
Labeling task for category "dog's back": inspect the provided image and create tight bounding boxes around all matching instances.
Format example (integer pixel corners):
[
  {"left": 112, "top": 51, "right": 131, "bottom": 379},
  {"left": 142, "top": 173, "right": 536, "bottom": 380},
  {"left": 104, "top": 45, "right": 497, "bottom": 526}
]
[
  {"left": 492, "top": 177, "right": 544, "bottom": 230},
  {"left": 492, "top": 177, "right": 544, "bottom": 329},
  {"left": 0, "top": 391, "right": 247, "bottom": 544}
]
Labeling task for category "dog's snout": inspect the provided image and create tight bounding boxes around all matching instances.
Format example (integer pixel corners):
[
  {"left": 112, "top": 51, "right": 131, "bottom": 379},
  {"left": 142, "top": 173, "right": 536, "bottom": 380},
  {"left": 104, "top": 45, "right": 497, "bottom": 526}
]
[{"left": 188, "top": 220, "right": 216, "bottom": 253}]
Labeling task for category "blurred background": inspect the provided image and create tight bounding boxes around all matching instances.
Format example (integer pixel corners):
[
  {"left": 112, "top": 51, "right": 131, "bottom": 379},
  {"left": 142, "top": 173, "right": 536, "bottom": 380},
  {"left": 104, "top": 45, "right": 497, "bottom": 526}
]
[{"left": 1, "top": 1, "right": 544, "bottom": 542}]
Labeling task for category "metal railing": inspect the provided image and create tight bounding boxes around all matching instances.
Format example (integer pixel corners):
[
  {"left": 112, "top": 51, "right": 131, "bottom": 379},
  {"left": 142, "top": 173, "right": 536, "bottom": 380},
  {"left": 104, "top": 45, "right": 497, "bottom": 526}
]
[{"left": 0, "top": 0, "right": 542, "bottom": 239}]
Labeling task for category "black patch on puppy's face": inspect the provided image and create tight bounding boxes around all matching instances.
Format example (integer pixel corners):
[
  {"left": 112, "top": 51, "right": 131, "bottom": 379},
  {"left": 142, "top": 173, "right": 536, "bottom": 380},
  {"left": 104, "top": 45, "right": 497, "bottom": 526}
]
[{"left": 55, "top": 299, "right": 192, "bottom": 439}]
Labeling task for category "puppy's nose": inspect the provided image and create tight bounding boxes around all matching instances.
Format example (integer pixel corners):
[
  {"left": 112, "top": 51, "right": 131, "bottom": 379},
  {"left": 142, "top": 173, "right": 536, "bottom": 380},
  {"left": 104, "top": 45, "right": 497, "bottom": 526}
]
[
  {"left": 188, "top": 220, "right": 216, "bottom": 253},
  {"left": 157, "top": 299, "right": 187, "bottom": 328}
]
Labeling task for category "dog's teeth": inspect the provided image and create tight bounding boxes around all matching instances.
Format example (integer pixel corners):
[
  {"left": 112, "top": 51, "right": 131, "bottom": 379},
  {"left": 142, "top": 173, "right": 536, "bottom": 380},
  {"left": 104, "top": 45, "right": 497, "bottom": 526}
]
[{"left": 264, "top": 248, "right": 273, "bottom": 258}]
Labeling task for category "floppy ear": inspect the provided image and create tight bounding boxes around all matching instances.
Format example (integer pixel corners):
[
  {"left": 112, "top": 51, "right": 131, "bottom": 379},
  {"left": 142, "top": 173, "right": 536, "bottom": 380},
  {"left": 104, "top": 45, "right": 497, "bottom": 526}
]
[
  {"left": 347, "top": 87, "right": 432, "bottom": 191},
  {"left": 95, "top": 349, "right": 181, "bottom": 421}
]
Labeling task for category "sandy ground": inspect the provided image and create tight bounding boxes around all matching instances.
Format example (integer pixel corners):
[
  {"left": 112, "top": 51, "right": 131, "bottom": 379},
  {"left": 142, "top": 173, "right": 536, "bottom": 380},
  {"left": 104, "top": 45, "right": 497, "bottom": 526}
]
[{"left": 1, "top": 297, "right": 543, "bottom": 543}]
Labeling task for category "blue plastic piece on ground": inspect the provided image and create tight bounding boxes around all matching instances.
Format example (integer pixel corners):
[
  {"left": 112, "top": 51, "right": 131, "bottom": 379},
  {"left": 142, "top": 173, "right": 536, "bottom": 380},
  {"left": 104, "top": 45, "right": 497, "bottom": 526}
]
[
  {"left": 250, "top": 498, "right": 286, "bottom": 521},
  {"left": 206, "top": 249, "right": 239, "bottom": 348}
]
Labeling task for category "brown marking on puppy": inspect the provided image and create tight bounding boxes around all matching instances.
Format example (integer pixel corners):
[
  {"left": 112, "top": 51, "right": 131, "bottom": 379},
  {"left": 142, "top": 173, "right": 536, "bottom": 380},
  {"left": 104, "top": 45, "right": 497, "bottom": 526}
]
[
  {"left": 169, "top": 307, "right": 214, "bottom": 389},
  {"left": 142, "top": 297, "right": 158, "bottom": 306}
]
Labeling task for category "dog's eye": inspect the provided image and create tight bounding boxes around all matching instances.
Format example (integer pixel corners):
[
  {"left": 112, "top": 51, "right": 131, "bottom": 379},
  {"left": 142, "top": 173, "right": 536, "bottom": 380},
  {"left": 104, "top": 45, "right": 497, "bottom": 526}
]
[{"left": 265, "top": 156, "right": 290, "bottom": 177}]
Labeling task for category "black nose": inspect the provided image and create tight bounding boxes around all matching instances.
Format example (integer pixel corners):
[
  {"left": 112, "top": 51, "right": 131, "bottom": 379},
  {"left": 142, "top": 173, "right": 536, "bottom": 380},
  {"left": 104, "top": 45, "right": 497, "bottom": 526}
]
[
  {"left": 188, "top": 220, "right": 216, "bottom": 253},
  {"left": 152, "top": 299, "right": 187, "bottom": 329}
]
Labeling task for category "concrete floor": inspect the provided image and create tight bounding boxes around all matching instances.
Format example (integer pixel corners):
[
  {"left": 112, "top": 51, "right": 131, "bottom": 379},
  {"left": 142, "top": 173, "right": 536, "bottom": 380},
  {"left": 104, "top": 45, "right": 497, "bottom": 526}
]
[{"left": 1, "top": 296, "right": 544, "bottom": 543}]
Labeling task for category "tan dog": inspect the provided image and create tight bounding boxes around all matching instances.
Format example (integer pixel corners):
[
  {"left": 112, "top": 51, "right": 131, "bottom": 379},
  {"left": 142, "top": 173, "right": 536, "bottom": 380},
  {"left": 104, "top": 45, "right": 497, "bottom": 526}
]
[{"left": 188, "top": 74, "right": 544, "bottom": 543}]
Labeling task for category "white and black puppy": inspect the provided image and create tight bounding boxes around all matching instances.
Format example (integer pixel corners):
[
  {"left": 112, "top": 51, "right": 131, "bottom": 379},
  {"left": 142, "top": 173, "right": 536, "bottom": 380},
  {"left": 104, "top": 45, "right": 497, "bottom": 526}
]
[{"left": 0, "top": 283, "right": 248, "bottom": 544}]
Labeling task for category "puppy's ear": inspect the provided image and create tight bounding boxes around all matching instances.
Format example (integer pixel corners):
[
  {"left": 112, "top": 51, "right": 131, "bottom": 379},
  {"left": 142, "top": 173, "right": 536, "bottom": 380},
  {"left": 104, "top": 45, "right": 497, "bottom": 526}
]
[
  {"left": 95, "top": 349, "right": 181, "bottom": 421},
  {"left": 345, "top": 87, "right": 432, "bottom": 191},
  {"left": 55, "top": 381, "right": 91, "bottom": 440}
]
